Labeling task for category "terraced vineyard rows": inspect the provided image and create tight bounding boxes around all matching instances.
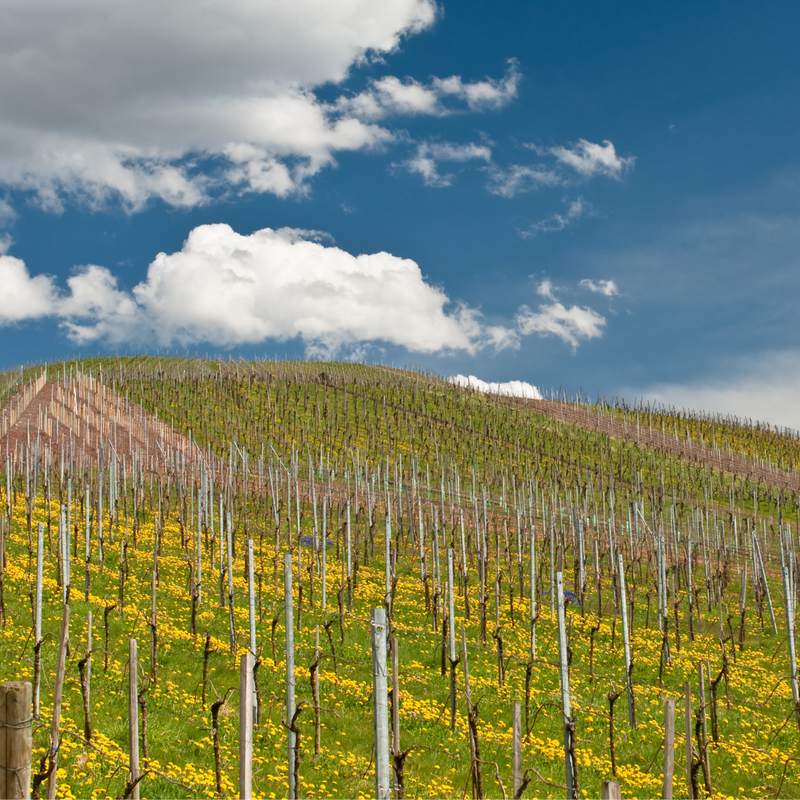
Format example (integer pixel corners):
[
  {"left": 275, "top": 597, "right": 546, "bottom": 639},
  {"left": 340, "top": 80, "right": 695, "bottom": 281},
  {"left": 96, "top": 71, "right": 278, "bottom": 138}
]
[{"left": 0, "top": 357, "right": 799, "bottom": 799}]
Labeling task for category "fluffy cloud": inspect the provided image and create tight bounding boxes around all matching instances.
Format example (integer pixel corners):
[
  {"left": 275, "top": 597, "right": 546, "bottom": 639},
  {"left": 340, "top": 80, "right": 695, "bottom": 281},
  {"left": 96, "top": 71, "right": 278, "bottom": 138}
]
[
  {"left": 450, "top": 374, "right": 541, "bottom": 399},
  {"left": 522, "top": 197, "right": 588, "bottom": 238},
  {"left": 0, "top": 254, "right": 57, "bottom": 322},
  {"left": 1, "top": 223, "right": 522, "bottom": 356},
  {"left": 580, "top": 278, "right": 619, "bottom": 296},
  {"left": 489, "top": 140, "right": 634, "bottom": 199},
  {"left": 0, "top": 222, "right": 615, "bottom": 355},
  {"left": 340, "top": 59, "right": 520, "bottom": 120},
  {"left": 0, "top": 0, "right": 476, "bottom": 209},
  {"left": 486, "top": 164, "right": 562, "bottom": 197},
  {"left": 516, "top": 302, "right": 606, "bottom": 349},
  {"left": 403, "top": 141, "right": 492, "bottom": 187},
  {"left": 549, "top": 139, "right": 634, "bottom": 179}
]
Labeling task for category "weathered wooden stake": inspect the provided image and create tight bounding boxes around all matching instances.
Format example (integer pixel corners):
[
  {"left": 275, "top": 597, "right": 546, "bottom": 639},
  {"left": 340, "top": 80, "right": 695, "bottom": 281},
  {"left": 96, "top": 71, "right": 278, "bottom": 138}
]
[
  {"left": 128, "top": 639, "right": 140, "bottom": 800},
  {"left": 663, "top": 697, "right": 675, "bottom": 799},
  {"left": 46, "top": 604, "right": 69, "bottom": 800},
  {"left": 684, "top": 682, "right": 695, "bottom": 800},
  {"left": 512, "top": 700, "right": 522, "bottom": 800},
  {"left": 1, "top": 681, "right": 32, "bottom": 800},
  {"left": 239, "top": 653, "right": 253, "bottom": 800}
]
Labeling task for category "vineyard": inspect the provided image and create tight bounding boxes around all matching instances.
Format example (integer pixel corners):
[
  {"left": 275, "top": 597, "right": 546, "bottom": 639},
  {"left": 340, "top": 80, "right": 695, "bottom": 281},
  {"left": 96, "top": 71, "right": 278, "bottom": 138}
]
[{"left": 1, "top": 356, "right": 800, "bottom": 799}]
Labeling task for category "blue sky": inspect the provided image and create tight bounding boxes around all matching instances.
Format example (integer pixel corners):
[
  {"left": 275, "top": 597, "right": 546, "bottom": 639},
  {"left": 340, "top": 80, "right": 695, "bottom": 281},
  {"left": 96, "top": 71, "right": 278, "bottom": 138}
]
[{"left": 1, "top": 1, "right": 800, "bottom": 427}]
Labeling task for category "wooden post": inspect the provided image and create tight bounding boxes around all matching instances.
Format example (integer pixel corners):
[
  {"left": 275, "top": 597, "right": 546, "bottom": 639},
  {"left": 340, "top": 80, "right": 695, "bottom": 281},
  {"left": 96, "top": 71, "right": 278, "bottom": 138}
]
[
  {"left": 129, "top": 639, "right": 140, "bottom": 800},
  {"left": 512, "top": 700, "right": 522, "bottom": 800},
  {"left": 684, "top": 682, "right": 694, "bottom": 800},
  {"left": 391, "top": 626, "right": 401, "bottom": 752},
  {"left": 239, "top": 653, "right": 253, "bottom": 800},
  {"left": 663, "top": 697, "right": 675, "bottom": 799},
  {"left": 1, "top": 681, "right": 32, "bottom": 799},
  {"left": 601, "top": 780, "right": 621, "bottom": 799},
  {"left": 313, "top": 625, "right": 321, "bottom": 756},
  {"left": 697, "top": 662, "right": 710, "bottom": 789},
  {"left": 46, "top": 604, "right": 69, "bottom": 800},
  {"left": 372, "top": 608, "right": 391, "bottom": 800}
]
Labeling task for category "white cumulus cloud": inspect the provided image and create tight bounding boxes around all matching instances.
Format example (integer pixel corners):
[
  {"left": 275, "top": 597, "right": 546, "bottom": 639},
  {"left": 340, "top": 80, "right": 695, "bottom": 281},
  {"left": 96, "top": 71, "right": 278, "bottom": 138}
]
[
  {"left": 516, "top": 302, "right": 606, "bottom": 349},
  {"left": 0, "top": 223, "right": 524, "bottom": 357},
  {"left": 341, "top": 59, "right": 520, "bottom": 120},
  {"left": 0, "top": 0, "right": 476, "bottom": 210},
  {"left": 0, "top": 254, "right": 57, "bottom": 322},
  {"left": 580, "top": 278, "right": 619, "bottom": 296},
  {"left": 549, "top": 139, "right": 635, "bottom": 179},
  {"left": 487, "top": 139, "right": 633, "bottom": 200},
  {"left": 450, "top": 374, "right": 542, "bottom": 399},
  {"left": 403, "top": 141, "right": 493, "bottom": 187}
]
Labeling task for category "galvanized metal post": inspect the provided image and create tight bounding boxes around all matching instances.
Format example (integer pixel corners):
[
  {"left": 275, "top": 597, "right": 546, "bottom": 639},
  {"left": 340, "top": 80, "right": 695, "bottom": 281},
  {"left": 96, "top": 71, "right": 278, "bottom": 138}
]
[
  {"left": 447, "top": 548, "right": 457, "bottom": 730},
  {"left": 247, "top": 538, "right": 258, "bottom": 724},
  {"left": 128, "top": 639, "right": 140, "bottom": 800},
  {"left": 781, "top": 565, "right": 800, "bottom": 730},
  {"left": 372, "top": 607, "right": 391, "bottom": 799},
  {"left": 34, "top": 523, "right": 43, "bottom": 719},
  {"left": 556, "top": 571, "right": 574, "bottom": 798},
  {"left": 617, "top": 552, "right": 635, "bottom": 727},
  {"left": 285, "top": 553, "right": 296, "bottom": 800},
  {"left": 321, "top": 497, "right": 327, "bottom": 611}
]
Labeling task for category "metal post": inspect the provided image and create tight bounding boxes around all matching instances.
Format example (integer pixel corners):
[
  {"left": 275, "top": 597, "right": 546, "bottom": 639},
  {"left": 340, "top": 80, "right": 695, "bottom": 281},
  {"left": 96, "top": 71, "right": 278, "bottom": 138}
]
[
  {"left": 128, "top": 639, "right": 140, "bottom": 800},
  {"left": 285, "top": 553, "right": 296, "bottom": 800},
  {"left": 385, "top": 511, "right": 392, "bottom": 609},
  {"left": 34, "top": 523, "right": 43, "bottom": 719},
  {"left": 321, "top": 497, "right": 327, "bottom": 611},
  {"left": 247, "top": 538, "right": 258, "bottom": 724},
  {"left": 447, "top": 548, "right": 457, "bottom": 730},
  {"left": 530, "top": 517, "right": 536, "bottom": 660},
  {"left": 782, "top": 565, "right": 800, "bottom": 730},
  {"left": 556, "top": 571, "right": 574, "bottom": 798},
  {"left": 617, "top": 552, "right": 635, "bottom": 727},
  {"left": 372, "top": 608, "right": 391, "bottom": 800}
]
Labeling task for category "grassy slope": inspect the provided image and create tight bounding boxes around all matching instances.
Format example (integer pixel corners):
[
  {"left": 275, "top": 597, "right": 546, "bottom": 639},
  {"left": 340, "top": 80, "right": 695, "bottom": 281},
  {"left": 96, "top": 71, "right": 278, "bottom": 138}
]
[{"left": 0, "top": 357, "right": 798, "bottom": 799}]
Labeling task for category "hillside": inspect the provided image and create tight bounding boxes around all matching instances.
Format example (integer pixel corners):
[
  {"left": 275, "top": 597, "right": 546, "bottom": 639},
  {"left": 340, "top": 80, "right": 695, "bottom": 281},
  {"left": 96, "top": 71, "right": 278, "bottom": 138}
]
[{"left": 0, "top": 356, "right": 799, "bottom": 799}]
